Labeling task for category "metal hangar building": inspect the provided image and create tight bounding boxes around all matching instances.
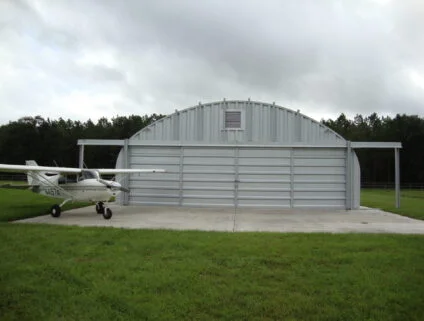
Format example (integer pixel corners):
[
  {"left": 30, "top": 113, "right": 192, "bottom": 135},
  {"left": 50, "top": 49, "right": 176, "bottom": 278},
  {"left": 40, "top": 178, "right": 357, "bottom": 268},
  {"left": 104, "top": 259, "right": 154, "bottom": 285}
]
[{"left": 78, "top": 100, "right": 401, "bottom": 210}]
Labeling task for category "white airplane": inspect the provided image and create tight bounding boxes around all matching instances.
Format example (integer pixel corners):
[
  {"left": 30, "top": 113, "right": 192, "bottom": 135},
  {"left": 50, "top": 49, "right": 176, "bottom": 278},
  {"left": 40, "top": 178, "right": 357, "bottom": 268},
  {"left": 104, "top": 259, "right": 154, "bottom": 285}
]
[{"left": 0, "top": 161, "right": 165, "bottom": 219}]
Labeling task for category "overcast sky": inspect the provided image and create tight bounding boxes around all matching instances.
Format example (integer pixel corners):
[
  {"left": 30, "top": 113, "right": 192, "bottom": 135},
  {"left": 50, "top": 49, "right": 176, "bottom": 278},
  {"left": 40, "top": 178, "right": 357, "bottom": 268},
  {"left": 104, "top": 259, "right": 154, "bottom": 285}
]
[{"left": 0, "top": 0, "right": 423, "bottom": 125}]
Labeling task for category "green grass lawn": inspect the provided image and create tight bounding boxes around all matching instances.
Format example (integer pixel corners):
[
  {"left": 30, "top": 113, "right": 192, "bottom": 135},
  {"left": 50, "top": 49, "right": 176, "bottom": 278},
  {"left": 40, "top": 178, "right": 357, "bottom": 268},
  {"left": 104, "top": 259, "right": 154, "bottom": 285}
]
[
  {"left": 0, "top": 224, "right": 423, "bottom": 321},
  {"left": 0, "top": 188, "right": 90, "bottom": 222},
  {"left": 1, "top": 188, "right": 423, "bottom": 320},
  {"left": 361, "top": 189, "right": 424, "bottom": 220},
  {"left": 0, "top": 180, "right": 27, "bottom": 186}
]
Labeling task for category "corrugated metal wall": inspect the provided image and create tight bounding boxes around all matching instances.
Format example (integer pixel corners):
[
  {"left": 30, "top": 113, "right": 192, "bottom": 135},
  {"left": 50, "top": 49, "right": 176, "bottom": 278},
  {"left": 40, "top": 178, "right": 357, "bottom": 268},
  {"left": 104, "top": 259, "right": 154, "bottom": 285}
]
[
  {"left": 116, "top": 100, "right": 358, "bottom": 209},
  {"left": 125, "top": 145, "right": 346, "bottom": 208}
]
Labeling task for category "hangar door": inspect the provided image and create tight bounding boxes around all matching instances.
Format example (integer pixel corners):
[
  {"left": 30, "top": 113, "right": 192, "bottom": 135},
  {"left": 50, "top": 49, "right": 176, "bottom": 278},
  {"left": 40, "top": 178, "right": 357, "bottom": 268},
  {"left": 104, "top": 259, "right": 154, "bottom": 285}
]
[{"left": 127, "top": 145, "right": 346, "bottom": 208}]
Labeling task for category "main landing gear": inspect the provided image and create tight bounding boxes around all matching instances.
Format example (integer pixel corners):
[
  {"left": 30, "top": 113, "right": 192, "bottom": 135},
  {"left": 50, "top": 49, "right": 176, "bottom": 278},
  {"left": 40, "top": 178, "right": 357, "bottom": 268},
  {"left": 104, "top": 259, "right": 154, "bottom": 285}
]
[
  {"left": 49, "top": 200, "right": 112, "bottom": 220},
  {"left": 50, "top": 204, "right": 61, "bottom": 217},
  {"left": 95, "top": 202, "right": 113, "bottom": 220},
  {"left": 50, "top": 199, "right": 71, "bottom": 218}
]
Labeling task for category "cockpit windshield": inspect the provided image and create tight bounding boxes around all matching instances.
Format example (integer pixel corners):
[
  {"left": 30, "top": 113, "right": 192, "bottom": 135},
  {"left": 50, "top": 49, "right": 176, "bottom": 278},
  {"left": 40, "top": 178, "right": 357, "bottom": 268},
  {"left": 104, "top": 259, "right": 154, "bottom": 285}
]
[{"left": 80, "top": 170, "right": 99, "bottom": 180}]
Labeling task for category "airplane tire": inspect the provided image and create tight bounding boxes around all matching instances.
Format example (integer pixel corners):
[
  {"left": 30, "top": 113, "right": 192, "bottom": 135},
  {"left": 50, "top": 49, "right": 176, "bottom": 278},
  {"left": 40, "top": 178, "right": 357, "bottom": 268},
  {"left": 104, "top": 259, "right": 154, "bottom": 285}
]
[
  {"left": 96, "top": 202, "right": 104, "bottom": 214},
  {"left": 103, "top": 208, "right": 112, "bottom": 220},
  {"left": 51, "top": 204, "right": 61, "bottom": 218}
]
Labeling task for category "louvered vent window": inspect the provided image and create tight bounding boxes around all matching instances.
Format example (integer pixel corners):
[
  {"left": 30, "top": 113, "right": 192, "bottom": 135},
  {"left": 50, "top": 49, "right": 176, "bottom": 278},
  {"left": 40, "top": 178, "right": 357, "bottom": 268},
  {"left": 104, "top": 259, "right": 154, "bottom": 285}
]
[{"left": 225, "top": 111, "right": 242, "bottom": 129}]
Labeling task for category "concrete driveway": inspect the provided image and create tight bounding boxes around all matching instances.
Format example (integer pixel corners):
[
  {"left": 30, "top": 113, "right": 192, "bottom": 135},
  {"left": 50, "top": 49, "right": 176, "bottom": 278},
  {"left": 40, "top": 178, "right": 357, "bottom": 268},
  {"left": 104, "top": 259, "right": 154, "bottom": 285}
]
[{"left": 16, "top": 205, "right": 424, "bottom": 234}]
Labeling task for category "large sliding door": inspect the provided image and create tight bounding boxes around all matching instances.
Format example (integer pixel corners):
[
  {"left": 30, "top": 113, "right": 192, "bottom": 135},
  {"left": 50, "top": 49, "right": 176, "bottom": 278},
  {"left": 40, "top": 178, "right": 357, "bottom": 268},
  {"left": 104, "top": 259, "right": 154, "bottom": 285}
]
[{"left": 126, "top": 145, "right": 346, "bottom": 209}]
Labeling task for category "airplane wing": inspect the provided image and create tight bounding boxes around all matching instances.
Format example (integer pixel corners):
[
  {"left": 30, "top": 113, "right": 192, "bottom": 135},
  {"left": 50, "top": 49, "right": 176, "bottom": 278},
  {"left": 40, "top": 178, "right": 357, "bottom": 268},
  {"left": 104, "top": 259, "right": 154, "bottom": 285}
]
[
  {"left": 0, "top": 164, "right": 82, "bottom": 174},
  {"left": 96, "top": 168, "right": 166, "bottom": 174},
  {"left": 0, "top": 163, "right": 165, "bottom": 174}
]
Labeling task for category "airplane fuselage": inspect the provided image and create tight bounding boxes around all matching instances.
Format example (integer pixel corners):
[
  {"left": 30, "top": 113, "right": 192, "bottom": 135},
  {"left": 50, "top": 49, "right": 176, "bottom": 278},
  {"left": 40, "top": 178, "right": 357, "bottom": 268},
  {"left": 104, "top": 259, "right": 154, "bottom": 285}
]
[{"left": 38, "top": 178, "right": 119, "bottom": 202}]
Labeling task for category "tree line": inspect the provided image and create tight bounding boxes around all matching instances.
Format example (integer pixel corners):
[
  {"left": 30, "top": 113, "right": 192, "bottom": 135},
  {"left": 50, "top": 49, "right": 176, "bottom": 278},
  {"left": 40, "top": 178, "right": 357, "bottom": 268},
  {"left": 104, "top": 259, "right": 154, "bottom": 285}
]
[
  {"left": 0, "top": 112, "right": 423, "bottom": 184},
  {"left": 321, "top": 113, "right": 424, "bottom": 185},
  {"left": 0, "top": 114, "right": 165, "bottom": 170}
]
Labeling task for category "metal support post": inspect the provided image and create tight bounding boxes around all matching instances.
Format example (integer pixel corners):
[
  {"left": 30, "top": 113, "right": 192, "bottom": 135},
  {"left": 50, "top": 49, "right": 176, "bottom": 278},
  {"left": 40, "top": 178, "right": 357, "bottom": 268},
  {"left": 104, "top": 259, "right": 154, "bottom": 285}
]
[
  {"left": 123, "top": 139, "right": 129, "bottom": 206},
  {"left": 79, "top": 145, "right": 84, "bottom": 168},
  {"left": 179, "top": 147, "right": 184, "bottom": 206},
  {"left": 395, "top": 148, "right": 400, "bottom": 208},
  {"left": 345, "top": 141, "right": 352, "bottom": 210},
  {"left": 290, "top": 148, "right": 294, "bottom": 208},
  {"left": 234, "top": 147, "right": 239, "bottom": 208}
]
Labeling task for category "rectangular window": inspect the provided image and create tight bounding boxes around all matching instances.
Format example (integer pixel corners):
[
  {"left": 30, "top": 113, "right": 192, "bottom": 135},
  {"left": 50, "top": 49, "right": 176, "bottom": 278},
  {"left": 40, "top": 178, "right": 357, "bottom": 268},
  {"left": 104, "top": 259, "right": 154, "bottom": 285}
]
[{"left": 225, "top": 111, "right": 242, "bottom": 129}]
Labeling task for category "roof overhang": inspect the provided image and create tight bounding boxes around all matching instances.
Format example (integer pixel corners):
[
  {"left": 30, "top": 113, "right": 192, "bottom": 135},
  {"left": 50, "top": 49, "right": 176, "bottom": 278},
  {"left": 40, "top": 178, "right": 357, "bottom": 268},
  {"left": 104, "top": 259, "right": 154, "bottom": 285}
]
[
  {"left": 78, "top": 139, "right": 402, "bottom": 149},
  {"left": 78, "top": 139, "right": 125, "bottom": 146},
  {"left": 350, "top": 142, "right": 402, "bottom": 149}
]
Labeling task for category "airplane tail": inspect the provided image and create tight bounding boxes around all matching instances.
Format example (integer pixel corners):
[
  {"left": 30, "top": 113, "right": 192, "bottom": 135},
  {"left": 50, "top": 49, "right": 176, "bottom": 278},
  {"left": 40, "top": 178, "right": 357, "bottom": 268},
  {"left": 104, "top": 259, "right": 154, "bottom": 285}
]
[
  {"left": 25, "top": 160, "right": 38, "bottom": 167},
  {"left": 25, "top": 160, "right": 60, "bottom": 187},
  {"left": 25, "top": 160, "right": 41, "bottom": 185}
]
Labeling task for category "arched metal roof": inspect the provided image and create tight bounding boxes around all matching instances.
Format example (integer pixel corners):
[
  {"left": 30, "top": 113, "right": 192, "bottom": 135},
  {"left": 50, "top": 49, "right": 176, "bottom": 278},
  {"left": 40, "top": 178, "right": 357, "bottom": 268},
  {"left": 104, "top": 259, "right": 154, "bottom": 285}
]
[{"left": 129, "top": 100, "right": 345, "bottom": 144}]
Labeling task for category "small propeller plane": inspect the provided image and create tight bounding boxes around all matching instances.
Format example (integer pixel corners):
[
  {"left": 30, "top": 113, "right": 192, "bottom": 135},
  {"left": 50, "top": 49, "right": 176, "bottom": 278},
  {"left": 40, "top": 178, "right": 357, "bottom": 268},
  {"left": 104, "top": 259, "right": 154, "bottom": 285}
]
[{"left": 0, "top": 161, "right": 165, "bottom": 219}]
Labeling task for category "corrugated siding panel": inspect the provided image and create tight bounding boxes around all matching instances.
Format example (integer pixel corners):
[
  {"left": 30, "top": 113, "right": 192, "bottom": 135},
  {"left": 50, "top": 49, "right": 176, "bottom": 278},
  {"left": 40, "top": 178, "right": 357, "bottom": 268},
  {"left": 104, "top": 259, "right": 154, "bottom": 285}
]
[
  {"left": 238, "top": 148, "right": 291, "bottom": 208},
  {"left": 129, "top": 147, "right": 180, "bottom": 205},
  {"left": 293, "top": 148, "right": 346, "bottom": 208},
  {"left": 182, "top": 147, "right": 235, "bottom": 207}
]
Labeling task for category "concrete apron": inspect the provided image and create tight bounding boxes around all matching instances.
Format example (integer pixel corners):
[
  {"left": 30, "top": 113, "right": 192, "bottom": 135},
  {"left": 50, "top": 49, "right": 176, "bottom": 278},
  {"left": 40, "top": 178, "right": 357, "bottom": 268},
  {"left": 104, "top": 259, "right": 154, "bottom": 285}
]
[{"left": 15, "top": 205, "right": 424, "bottom": 234}]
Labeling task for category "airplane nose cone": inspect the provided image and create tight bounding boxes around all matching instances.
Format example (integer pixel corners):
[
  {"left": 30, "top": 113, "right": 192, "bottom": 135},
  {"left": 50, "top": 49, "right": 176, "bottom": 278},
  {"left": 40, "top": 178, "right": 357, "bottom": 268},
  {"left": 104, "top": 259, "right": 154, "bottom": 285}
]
[
  {"left": 110, "top": 181, "right": 121, "bottom": 188},
  {"left": 108, "top": 181, "right": 129, "bottom": 193}
]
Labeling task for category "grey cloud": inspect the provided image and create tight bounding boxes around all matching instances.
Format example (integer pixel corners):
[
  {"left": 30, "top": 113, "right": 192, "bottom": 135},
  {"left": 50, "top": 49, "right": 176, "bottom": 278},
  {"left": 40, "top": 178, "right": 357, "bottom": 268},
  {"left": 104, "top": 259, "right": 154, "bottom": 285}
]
[
  {"left": 87, "top": 65, "right": 126, "bottom": 82},
  {"left": 0, "top": 0, "right": 423, "bottom": 125}
]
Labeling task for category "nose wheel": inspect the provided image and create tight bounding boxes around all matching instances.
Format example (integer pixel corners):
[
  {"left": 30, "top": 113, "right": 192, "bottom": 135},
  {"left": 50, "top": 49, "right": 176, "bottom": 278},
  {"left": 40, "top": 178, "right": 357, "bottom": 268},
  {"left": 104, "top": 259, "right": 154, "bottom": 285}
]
[
  {"left": 95, "top": 202, "right": 112, "bottom": 219},
  {"left": 103, "top": 208, "right": 112, "bottom": 220},
  {"left": 95, "top": 202, "right": 104, "bottom": 214}
]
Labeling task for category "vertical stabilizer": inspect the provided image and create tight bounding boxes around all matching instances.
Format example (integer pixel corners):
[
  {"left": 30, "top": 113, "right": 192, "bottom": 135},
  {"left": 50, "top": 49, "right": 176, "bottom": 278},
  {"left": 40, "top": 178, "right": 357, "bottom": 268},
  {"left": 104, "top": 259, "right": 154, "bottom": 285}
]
[{"left": 25, "top": 160, "right": 39, "bottom": 185}]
